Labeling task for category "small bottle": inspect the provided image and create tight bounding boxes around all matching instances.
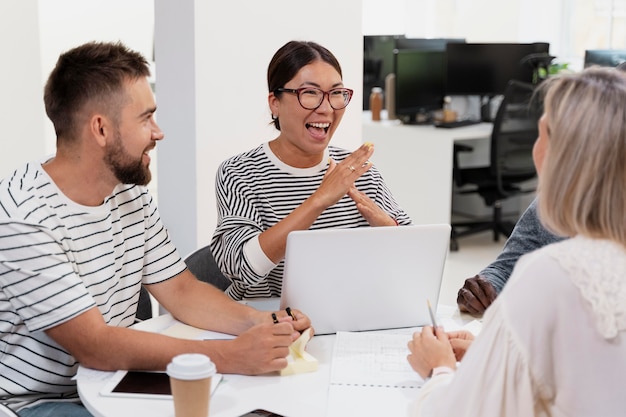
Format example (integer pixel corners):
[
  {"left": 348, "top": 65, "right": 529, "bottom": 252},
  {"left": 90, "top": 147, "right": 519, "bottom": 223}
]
[{"left": 370, "top": 87, "right": 383, "bottom": 121}]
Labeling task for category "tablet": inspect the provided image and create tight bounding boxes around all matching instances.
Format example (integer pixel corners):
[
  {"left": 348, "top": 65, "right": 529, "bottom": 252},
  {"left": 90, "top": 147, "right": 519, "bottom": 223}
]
[{"left": 100, "top": 370, "right": 222, "bottom": 400}]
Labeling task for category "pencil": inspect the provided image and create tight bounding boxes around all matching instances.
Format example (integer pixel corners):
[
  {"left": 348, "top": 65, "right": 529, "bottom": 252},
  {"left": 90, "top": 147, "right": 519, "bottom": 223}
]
[{"left": 427, "top": 299, "right": 438, "bottom": 328}]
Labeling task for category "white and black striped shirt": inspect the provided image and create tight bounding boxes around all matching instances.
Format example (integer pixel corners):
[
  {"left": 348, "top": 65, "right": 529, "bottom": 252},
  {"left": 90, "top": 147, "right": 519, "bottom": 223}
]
[
  {"left": 0, "top": 162, "right": 186, "bottom": 411},
  {"left": 210, "top": 143, "right": 412, "bottom": 300}
]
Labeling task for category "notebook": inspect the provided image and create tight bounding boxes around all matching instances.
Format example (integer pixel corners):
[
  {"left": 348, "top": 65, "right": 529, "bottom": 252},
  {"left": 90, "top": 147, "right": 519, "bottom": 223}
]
[{"left": 279, "top": 224, "right": 451, "bottom": 335}]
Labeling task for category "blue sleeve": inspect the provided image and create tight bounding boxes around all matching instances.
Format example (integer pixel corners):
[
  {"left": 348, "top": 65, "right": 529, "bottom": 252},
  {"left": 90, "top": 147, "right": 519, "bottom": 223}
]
[{"left": 479, "top": 198, "right": 564, "bottom": 293}]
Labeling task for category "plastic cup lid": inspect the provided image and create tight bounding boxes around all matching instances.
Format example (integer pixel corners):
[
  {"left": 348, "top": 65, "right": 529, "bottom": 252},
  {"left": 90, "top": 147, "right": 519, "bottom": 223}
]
[{"left": 166, "top": 354, "right": 216, "bottom": 380}]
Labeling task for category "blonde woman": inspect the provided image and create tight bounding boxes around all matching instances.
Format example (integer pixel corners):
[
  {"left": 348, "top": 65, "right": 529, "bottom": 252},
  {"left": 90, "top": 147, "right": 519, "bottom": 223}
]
[{"left": 407, "top": 67, "right": 626, "bottom": 416}]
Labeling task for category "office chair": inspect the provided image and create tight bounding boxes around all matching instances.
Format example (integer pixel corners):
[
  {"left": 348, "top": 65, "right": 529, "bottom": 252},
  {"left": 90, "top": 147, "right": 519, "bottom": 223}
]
[
  {"left": 183, "top": 245, "right": 231, "bottom": 291},
  {"left": 135, "top": 245, "right": 231, "bottom": 320},
  {"left": 450, "top": 80, "right": 542, "bottom": 251},
  {"left": 136, "top": 286, "right": 153, "bottom": 321}
]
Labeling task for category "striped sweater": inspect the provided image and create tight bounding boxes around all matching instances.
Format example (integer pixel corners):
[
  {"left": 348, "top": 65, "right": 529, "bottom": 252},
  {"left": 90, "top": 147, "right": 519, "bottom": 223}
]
[
  {"left": 210, "top": 143, "right": 412, "bottom": 300},
  {"left": 0, "top": 162, "right": 185, "bottom": 411}
]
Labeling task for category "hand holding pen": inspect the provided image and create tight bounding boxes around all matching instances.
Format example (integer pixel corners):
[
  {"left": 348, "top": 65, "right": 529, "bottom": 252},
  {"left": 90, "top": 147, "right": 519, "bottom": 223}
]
[
  {"left": 270, "top": 307, "right": 313, "bottom": 337},
  {"left": 426, "top": 299, "right": 474, "bottom": 361},
  {"left": 406, "top": 300, "right": 456, "bottom": 379}
]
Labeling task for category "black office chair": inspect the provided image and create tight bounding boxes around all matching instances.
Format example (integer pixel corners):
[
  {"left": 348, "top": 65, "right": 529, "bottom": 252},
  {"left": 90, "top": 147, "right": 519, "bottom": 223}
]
[
  {"left": 450, "top": 80, "right": 542, "bottom": 251},
  {"left": 135, "top": 245, "right": 231, "bottom": 320},
  {"left": 184, "top": 245, "right": 231, "bottom": 291}
]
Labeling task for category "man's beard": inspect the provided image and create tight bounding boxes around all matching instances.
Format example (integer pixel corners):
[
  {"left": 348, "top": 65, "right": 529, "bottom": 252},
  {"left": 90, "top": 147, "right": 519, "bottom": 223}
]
[{"left": 104, "top": 131, "right": 151, "bottom": 186}]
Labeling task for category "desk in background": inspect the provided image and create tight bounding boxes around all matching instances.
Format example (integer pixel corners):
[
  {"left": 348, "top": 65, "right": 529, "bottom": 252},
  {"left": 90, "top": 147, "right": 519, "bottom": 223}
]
[
  {"left": 362, "top": 111, "right": 492, "bottom": 225},
  {"left": 77, "top": 306, "right": 476, "bottom": 417}
]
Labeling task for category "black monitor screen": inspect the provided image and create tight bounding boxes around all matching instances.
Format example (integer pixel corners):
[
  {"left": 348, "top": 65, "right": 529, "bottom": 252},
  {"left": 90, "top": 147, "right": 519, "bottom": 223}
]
[
  {"left": 584, "top": 49, "right": 626, "bottom": 68},
  {"left": 363, "top": 35, "right": 403, "bottom": 109},
  {"left": 445, "top": 43, "right": 550, "bottom": 96},
  {"left": 394, "top": 37, "right": 465, "bottom": 51},
  {"left": 394, "top": 50, "right": 446, "bottom": 120}
]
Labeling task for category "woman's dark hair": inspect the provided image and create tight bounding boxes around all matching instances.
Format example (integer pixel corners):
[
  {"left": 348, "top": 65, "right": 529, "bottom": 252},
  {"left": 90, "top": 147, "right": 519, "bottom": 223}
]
[
  {"left": 267, "top": 41, "right": 343, "bottom": 130},
  {"left": 44, "top": 41, "right": 150, "bottom": 141}
]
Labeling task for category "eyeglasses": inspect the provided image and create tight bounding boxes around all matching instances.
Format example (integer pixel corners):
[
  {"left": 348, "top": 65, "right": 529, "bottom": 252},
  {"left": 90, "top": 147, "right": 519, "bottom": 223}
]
[{"left": 274, "top": 87, "right": 354, "bottom": 110}]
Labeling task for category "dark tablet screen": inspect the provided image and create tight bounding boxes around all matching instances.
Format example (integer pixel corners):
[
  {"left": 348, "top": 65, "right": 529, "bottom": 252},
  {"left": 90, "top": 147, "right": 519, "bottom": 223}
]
[{"left": 112, "top": 371, "right": 171, "bottom": 395}]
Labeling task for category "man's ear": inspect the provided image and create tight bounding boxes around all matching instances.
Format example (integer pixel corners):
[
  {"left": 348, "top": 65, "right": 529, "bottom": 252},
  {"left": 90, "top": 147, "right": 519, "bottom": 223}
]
[{"left": 90, "top": 114, "right": 109, "bottom": 148}]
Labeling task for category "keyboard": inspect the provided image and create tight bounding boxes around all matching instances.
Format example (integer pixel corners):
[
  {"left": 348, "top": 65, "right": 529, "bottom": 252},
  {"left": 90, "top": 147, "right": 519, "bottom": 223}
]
[{"left": 433, "top": 119, "right": 482, "bottom": 128}]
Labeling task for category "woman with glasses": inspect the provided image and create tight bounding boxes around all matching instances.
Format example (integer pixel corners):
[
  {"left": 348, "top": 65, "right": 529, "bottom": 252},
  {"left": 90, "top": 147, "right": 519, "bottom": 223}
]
[
  {"left": 210, "top": 40, "right": 411, "bottom": 301},
  {"left": 407, "top": 67, "right": 626, "bottom": 416}
]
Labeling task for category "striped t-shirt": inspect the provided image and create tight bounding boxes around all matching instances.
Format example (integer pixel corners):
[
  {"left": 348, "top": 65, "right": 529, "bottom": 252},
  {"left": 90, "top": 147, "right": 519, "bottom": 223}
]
[
  {"left": 0, "top": 162, "right": 186, "bottom": 411},
  {"left": 210, "top": 143, "right": 412, "bottom": 300}
]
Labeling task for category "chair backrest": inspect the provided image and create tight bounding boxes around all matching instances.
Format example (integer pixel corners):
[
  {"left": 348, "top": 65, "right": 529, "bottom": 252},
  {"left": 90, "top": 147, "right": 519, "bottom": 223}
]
[
  {"left": 136, "top": 286, "right": 153, "bottom": 321},
  {"left": 184, "top": 245, "right": 231, "bottom": 291},
  {"left": 136, "top": 245, "right": 231, "bottom": 320},
  {"left": 490, "top": 80, "right": 542, "bottom": 188}
]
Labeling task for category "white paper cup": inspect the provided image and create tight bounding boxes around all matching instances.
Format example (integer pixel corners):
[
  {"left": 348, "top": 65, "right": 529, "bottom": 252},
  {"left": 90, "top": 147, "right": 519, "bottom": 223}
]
[{"left": 166, "top": 354, "right": 216, "bottom": 417}]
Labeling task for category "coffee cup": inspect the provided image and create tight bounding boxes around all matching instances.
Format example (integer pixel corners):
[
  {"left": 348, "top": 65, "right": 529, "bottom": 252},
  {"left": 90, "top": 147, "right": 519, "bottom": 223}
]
[{"left": 166, "top": 353, "right": 216, "bottom": 417}]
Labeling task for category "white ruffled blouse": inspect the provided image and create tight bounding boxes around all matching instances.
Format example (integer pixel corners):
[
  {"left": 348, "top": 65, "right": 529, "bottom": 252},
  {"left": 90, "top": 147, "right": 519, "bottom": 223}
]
[{"left": 412, "top": 236, "right": 626, "bottom": 417}]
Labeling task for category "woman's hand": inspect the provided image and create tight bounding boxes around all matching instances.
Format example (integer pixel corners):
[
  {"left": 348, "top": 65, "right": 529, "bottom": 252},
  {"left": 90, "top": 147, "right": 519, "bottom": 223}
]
[
  {"left": 347, "top": 186, "right": 396, "bottom": 226},
  {"left": 446, "top": 330, "right": 475, "bottom": 361},
  {"left": 312, "top": 143, "right": 374, "bottom": 208},
  {"left": 407, "top": 326, "right": 457, "bottom": 379}
]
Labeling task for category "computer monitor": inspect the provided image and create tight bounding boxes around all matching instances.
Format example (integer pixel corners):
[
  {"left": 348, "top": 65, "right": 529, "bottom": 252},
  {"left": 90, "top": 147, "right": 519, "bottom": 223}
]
[
  {"left": 393, "top": 49, "right": 446, "bottom": 124},
  {"left": 363, "top": 35, "right": 403, "bottom": 109},
  {"left": 394, "top": 37, "right": 465, "bottom": 51},
  {"left": 445, "top": 42, "right": 550, "bottom": 96},
  {"left": 584, "top": 49, "right": 626, "bottom": 68},
  {"left": 363, "top": 36, "right": 465, "bottom": 110}
]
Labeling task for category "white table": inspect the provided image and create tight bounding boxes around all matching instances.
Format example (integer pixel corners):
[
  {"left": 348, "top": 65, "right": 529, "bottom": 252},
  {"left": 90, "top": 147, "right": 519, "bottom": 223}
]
[
  {"left": 362, "top": 112, "right": 493, "bottom": 225},
  {"left": 77, "top": 306, "right": 476, "bottom": 417}
]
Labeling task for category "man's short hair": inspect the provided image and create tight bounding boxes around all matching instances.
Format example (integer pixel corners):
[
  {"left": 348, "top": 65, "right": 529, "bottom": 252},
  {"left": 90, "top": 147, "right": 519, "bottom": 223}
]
[{"left": 44, "top": 41, "right": 150, "bottom": 140}]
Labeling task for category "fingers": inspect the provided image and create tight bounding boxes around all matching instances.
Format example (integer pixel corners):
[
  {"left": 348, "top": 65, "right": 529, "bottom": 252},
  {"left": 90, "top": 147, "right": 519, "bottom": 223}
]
[
  {"left": 406, "top": 327, "right": 454, "bottom": 379},
  {"left": 326, "top": 157, "right": 337, "bottom": 175},
  {"left": 466, "top": 275, "right": 497, "bottom": 307},
  {"left": 449, "top": 338, "right": 472, "bottom": 361},
  {"left": 457, "top": 287, "right": 485, "bottom": 316},
  {"left": 456, "top": 275, "right": 496, "bottom": 316},
  {"left": 347, "top": 186, "right": 396, "bottom": 226},
  {"left": 446, "top": 330, "right": 474, "bottom": 341},
  {"left": 477, "top": 276, "right": 498, "bottom": 303},
  {"left": 290, "top": 310, "right": 312, "bottom": 335},
  {"left": 226, "top": 322, "right": 295, "bottom": 375},
  {"left": 342, "top": 142, "right": 374, "bottom": 177}
]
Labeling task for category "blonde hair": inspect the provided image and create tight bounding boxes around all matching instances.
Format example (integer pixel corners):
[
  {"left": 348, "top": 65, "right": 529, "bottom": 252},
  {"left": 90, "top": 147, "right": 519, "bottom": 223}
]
[{"left": 539, "top": 67, "right": 626, "bottom": 245}]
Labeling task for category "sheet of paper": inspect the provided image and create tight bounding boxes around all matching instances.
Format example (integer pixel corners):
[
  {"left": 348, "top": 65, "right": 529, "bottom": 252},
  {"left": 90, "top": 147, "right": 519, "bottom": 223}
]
[
  {"left": 326, "top": 384, "right": 416, "bottom": 417},
  {"left": 160, "top": 322, "right": 235, "bottom": 340},
  {"left": 330, "top": 331, "right": 424, "bottom": 389}
]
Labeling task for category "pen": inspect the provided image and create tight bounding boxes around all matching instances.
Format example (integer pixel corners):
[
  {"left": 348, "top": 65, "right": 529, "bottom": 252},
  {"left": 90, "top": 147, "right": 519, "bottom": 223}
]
[
  {"left": 427, "top": 299, "right": 438, "bottom": 328},
  {"left": 285, "top": 306, "right": 297, "bottom": 321},
  {"left": 271, "top": 312, "right": 279, "bottom": 324}
]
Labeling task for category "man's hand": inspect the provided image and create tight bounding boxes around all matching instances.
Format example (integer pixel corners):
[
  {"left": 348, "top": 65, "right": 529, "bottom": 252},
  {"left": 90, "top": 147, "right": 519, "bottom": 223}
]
[
  {"left": 218, "top": 321, "right": 296, "bottom": 375},
  {"left": 457, "top": 275, "right": 497, "bottom": 316}
]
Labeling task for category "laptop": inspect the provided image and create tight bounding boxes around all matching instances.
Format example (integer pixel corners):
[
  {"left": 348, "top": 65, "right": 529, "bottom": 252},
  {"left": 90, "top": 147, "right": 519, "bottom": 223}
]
[{"left": 279, "top": 224, "right": 451, "bottom": 335}]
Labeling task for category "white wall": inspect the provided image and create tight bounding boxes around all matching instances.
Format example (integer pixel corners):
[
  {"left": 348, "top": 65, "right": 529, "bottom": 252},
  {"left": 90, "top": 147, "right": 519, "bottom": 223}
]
[
  {"left": 363, "top": 0, "right": 565, "bottom": 58},
  {"left": 0, "top": 2, "right": 45, "bottom": 179},
  {"left": 154, "top": 0, "right": 363, "bottom": 255},
  {"left": 1, "top": 1, "right": 154, "bottom": 178}
]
